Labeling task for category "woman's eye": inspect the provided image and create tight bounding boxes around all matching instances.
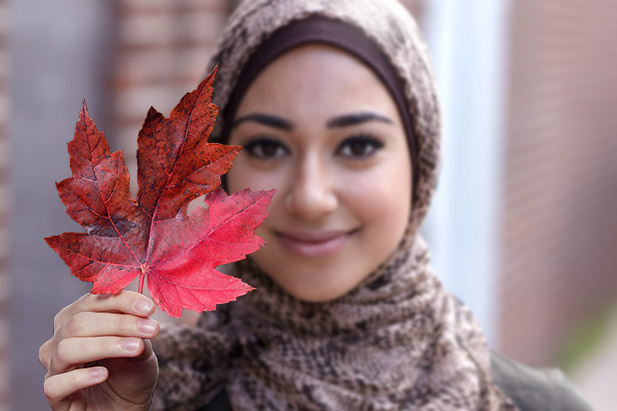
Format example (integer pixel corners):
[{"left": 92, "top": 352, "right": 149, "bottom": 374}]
[
  {"left": 336, "top": 136, "right": 384, "bottom": 158},
  {"left": 243, "top": 137, "right": 289, "bottom": 159}
]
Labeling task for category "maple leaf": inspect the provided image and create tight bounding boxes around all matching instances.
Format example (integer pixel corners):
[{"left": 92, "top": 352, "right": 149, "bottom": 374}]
[{"left": 45, "top": 68, "right": 274, "bottom": 317}]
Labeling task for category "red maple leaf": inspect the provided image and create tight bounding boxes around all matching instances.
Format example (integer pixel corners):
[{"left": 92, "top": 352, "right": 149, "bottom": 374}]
[{"left": 45, "top": 68, "right": 274, "bottom": 317}]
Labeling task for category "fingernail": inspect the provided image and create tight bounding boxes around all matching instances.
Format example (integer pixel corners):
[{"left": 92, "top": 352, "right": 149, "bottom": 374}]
[
  {"left": 134, "top": 299, "right": 153, "bottom": 315},
  {"left": 137, "top": 319, "right": 158, "bottom": 335},
  {"left": 89, "top": 367, "right": 106, "bottom": 381},
  {"left": 121, "top": 338, "right": 140, "bottom": 353}
]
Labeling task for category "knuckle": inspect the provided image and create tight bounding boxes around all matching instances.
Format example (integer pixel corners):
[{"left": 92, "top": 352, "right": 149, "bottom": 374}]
[
  {"left": 52, "top": 311, "right": 65, "bottom": 332},
  {"left": 76, "top": 292, "right": 94, "bottom": 311},
  {"left": 39, "top": 340, "right": 51, "bottom": 368},
  {"left": 43, "top": 377, "right": 57, "bottom": 401},
  {"left": 117, "top": 315, "right": 134, "bottom": 334},
  {"left": 53, "top": 339, "right": 71, "bottom": 366},
  {"left": 66, "top": 312, "right": 88, "bottom": 336}
]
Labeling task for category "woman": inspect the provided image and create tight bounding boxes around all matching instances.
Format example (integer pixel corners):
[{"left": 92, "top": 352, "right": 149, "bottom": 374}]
[{"left": 39, "top": 0, "right": 592, "bottom": 410}]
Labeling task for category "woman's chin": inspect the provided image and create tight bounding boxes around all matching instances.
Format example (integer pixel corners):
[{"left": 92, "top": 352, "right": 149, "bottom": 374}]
[{"left": 270, "top": 274, "right": 360, "bottom": 303}]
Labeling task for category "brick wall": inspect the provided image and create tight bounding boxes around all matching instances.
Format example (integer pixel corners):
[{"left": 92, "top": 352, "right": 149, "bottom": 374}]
[
  {"left": 500, "top": 0, "right": 617, "bottom": 365},
  {"left": 0, "top": 0, "right": 9, "bottom": 407},
  {"left": 112, "top": 0, "right": 229, "bottom": 192}
]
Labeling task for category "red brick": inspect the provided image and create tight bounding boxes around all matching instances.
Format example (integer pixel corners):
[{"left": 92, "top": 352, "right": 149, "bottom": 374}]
[
  {"left": 114, "top": 47, "right": 213, "bottom": 87},
  {"left": 118, "top": 10, "right": 224, "bottom": 49},
  {"left": 500, "top": 0, "right": 617, "bottom": 365},
  {"left": 118, "top": 0, "right": 226, "bottom": 15}
]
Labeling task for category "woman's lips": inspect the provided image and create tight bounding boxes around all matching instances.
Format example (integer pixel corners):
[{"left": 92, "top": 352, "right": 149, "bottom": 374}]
[{"left": 275, "top": 230, "right": 355, "bottom": 258}]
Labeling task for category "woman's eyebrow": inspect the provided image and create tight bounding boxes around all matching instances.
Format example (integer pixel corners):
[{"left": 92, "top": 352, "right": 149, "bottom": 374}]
[
  {"left": 327, "top": 112, "right": 394, "bottom": 128},
  {"left": 232, "top": 113, "right": 294, "bottom": 131}
]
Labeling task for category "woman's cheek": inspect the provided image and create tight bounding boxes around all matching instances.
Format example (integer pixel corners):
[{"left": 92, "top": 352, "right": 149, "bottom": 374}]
[
  {"left": 228, "top": 159, "right": 282, "bottom": 193},
  {"left": 348, "top": 166, "right": 409, "bottom": 220},
  {"left": 351, "top": 168, "right": 410, "bottom": 257}
]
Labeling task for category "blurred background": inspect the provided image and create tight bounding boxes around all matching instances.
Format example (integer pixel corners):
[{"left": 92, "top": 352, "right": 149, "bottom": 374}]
[{"left": 1, "top": 0, "right": 616, "bottom": 409}]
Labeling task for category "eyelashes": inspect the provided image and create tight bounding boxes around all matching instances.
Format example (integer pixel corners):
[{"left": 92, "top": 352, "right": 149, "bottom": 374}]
[
  {"left": 241, "top": 133, "right": 385, "bottom": 160},
  {"left": 243, "top": 136, "right": 289, "bottom": 159},
  {"left": 335, "top": 134, "right": 384, "bottom": 158}
]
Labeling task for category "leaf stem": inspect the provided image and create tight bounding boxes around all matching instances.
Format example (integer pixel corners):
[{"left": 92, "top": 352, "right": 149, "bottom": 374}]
[{"left": 138, "top": 268, "right": 146, "bottom": 294}]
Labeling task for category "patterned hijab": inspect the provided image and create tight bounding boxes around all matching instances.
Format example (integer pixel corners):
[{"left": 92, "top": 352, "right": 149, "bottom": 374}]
[{"left": 151, "top": 0, "right": 517, "bottom": 409}]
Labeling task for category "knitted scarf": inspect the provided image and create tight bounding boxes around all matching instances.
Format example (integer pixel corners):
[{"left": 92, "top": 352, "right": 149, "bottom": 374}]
[{"left": 151, "top": 1, "right": 518, "bottom": 409}]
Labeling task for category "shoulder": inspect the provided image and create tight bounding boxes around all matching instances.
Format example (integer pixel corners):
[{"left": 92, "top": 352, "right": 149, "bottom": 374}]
[{"left": 490, "top": 351, "right": 594, "bottom": 411}]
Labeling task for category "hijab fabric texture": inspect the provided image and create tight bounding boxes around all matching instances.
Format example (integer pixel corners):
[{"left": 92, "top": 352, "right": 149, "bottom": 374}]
[{"left": 151, "top": 0, "right": 517, "bottom": 410}]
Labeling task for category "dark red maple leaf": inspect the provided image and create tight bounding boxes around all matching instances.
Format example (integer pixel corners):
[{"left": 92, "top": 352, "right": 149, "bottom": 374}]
[{"left": 45, "top": 68, "right": 274, "bottom": 317}]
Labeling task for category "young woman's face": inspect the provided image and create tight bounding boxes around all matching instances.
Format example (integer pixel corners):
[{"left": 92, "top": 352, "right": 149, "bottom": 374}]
[{"left": 227, "top": 44, "right": 411, "bottom": 302}]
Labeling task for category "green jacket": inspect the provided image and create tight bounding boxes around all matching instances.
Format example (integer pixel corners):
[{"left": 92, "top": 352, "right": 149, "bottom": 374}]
[{"left": 200, "top": 352, "right": 594, "bottom": 410}]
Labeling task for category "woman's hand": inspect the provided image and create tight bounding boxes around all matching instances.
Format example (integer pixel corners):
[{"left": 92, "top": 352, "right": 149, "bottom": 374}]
[{"left": 39, "top": 291, "right": 160, "bottom": 410}]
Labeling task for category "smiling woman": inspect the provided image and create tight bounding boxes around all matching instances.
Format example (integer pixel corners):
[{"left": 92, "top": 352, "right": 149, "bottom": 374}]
[
  {"left": 150, "top": 3, "right": 521, "bottom": 409},
  {"left": 38, "top": 0, "right": 593, "bottom": 410},
  {"left": 226, "top": 44, "right": 411, "bottom": 302}
]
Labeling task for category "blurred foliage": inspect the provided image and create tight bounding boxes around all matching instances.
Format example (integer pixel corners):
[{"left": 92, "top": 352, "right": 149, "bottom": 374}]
[{"left": 556, "top": 301, "right": 617, "bottom": 373}]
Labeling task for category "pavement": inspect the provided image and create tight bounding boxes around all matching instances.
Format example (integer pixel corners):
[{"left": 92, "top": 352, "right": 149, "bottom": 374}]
[{"left": 569, "top": 306, "right": 617, "bottom": 411}]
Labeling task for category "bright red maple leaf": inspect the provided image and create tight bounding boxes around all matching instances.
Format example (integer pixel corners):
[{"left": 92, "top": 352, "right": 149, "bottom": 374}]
[{"left": 45, "top": 68, "right": 274, "bottom": 317}]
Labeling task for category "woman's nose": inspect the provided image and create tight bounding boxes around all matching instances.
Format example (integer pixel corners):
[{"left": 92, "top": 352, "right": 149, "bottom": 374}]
[{"left": 284, "top": 156, "right": 337, "bottom": 220}]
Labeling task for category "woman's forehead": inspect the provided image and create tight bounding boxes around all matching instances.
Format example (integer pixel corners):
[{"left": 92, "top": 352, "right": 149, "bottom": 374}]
[
  {"left": 250, "top": 43, "right": 377, "bottom": 82},
  {"left": 235, "top": 44, "right": 400, "bottom": 121}
]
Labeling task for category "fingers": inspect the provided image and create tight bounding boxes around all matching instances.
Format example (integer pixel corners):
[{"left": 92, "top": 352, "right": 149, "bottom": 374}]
[
  {"left": 42, "top": 300, "right": 159, "bottom": 372},
  {"left": 49, "top": 337, "right": 145, "bottom": 375},
  {"left": 54, "top": 291, "right": 155, "bottom": 334},
  {"left": 41, "top": 291, "right": 160, "bottom": 410},
  {"left": 44, "top": 366, "right": 108, "bottom": 408},
  {"left": 39, "top": 338, "right": 54, "bottom": 369},
  {"left": 45, "top": 311, "right": 158, "bottom": 373},
  {"left": 56, "top": 311, "right": 159, "bottom": 340}
]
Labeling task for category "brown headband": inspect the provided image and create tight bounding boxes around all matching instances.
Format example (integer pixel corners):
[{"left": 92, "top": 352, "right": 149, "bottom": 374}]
[{"left": 220, "top": 16, "right": 419, "bottom": 190}]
